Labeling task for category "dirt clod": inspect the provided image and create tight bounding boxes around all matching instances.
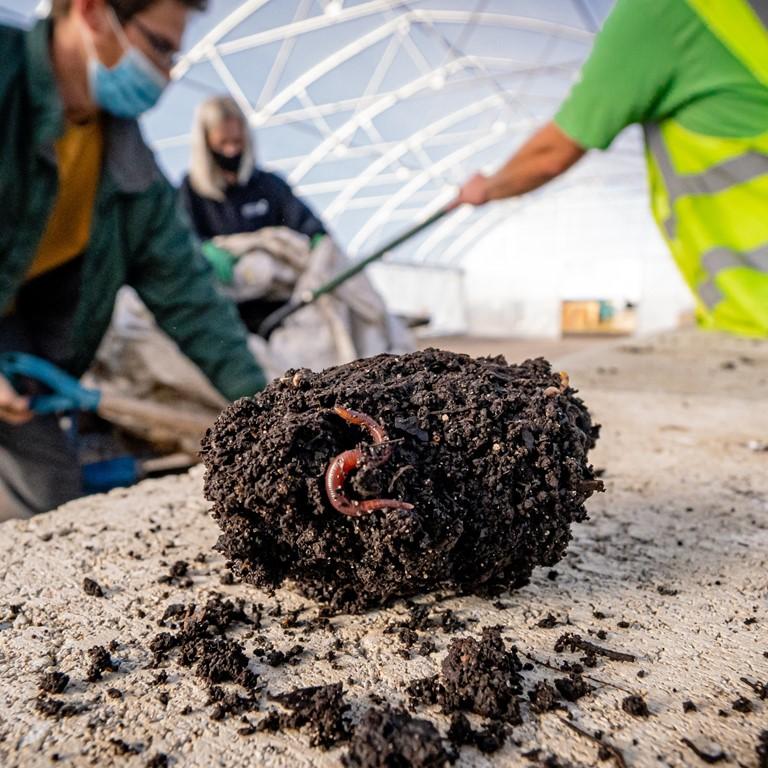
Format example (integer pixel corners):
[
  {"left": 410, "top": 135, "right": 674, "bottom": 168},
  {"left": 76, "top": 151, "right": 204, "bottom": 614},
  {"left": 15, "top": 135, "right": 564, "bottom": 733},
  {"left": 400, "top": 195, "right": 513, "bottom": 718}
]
[
  {"left": 446, "top": 713, "right": 507, "bottom": 754},
  {"left": 757, "top": 731, "right": 768, "bottom": 768},
  {"left": 86, "top": 646, "right": 118, "bottom": 683},
  {"left": 438, "top": 627, "right": 522, "bottom": 724},
  {"left": 621, "top": 695, "right": 649, "bottom": 718},
  {"left": 202, "top": 350, "right": 601, "bottom": 612},
  {"left": 343, "top": 706, "right": 456, "bottom": 767},
  {"left": 39, "top": 671, "right": 69, "bottom": 694},
  {"left": 82, "top": 578, "right": 104, "bottom": 597},
  {"left": 269, "top": 682, "right": 351, "bottom": 748}
]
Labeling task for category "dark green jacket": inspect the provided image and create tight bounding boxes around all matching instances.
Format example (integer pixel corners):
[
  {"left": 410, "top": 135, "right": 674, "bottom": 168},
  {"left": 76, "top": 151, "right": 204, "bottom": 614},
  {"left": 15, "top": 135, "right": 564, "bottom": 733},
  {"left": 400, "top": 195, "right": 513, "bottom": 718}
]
[{"left": 0, "top": 19, "right": 266, "bottom": 400}]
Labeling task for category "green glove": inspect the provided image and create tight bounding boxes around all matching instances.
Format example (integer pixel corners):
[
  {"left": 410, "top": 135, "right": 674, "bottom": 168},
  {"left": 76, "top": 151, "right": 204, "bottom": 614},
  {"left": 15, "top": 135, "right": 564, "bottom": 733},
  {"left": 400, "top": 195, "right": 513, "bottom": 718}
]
[
  {"left": 310, "top": 233, "right": 327, "bottom": 250},
  {"left": 201, "top": 241, "right": 237, "bottom": 285}
]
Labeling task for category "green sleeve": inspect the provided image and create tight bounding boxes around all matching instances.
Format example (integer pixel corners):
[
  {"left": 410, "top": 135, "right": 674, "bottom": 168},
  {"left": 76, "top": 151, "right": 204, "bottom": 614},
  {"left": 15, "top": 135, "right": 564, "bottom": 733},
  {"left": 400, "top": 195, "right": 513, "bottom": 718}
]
[
  {"left": 554, "top": 0, "right": 676, "bottom": 150},
  {"left": 125, "top": 179, "right": 267, "bottom": 401}
]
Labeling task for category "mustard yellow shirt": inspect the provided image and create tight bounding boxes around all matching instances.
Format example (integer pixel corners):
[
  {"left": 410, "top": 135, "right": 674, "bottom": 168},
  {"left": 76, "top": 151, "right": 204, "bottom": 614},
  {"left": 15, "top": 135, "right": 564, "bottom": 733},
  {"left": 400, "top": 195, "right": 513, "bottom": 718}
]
[{"left": 26, "top": 118, "right": 103, "bottom": 281}]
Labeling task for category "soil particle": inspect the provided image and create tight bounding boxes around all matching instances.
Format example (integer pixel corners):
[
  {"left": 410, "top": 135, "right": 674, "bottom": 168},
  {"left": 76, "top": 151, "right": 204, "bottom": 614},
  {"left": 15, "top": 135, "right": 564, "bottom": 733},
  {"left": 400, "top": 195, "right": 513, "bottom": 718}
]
[
  {"left": 150, "top": 595, "right": 256, "bottom": 691},
  {"left": 158, "top": 560, "right": 193, "bottom": 587},
  {"left": 85, "top": 646, "right": 118, "bottom": 682},
  {"left": 446, "top": 713, "right": 507, "bottom": 754},
  {"left": 146, "top": 754, "right": 169, "bottom": 768},
  {"left": 264, "top": 644, "right": 304, "bottom": 667},
  {"left": 528, "top": 681, "right": 561, "bottom": 713},
  {"left": 553, "top": 674, "right": 591, "bottom": 702},
  {"left": 683, "top": 700, "right": 698, "bottom": 713},
  {"left": 201, "top": 350, "right": 601, "bottom": 612},
  {"left": 731, "top": 696, "right": 752, "bottom": 713},
  {"left": 110, "top": 738, "right": 143, "bottom": 755},
  {"left": 39, "top": 671, "right": 69, "bottom": 694},
  {"left": 207, "top": 686, "right": 259, "bottom": 721},
  {"left": 757, "top": 731, "right": 768, "bottom": 768},
  {"left": 343, "top": 706, "right": 456, "bottom": 767},
  {"left": 438, "top": 627, "right": 523, "bottom": 723},
  {"left": 621, "top": 695, "right": 649, "bottom": 718},
  {"left": 82, "top": 577, "right": 104, "bottom": 597},
  {"left": 269, "top": 682, "right": 351, "bottom": 748},
  {"left": 554, "top": 633, "right": 636, "bottom": 663},
  {"left": 537, "top": 613, "right": 559, "bottom": 629},
  {"left": 34, "top": 695, "right": 88, "bottom": 719}
]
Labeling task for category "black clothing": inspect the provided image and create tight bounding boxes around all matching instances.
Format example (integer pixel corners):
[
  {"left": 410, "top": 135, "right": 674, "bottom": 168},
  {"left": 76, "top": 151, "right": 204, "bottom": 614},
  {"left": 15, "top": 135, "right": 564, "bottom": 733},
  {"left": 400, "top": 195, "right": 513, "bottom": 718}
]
[{"left": 180, "top": 170, "right": 326, "bottom": 242}]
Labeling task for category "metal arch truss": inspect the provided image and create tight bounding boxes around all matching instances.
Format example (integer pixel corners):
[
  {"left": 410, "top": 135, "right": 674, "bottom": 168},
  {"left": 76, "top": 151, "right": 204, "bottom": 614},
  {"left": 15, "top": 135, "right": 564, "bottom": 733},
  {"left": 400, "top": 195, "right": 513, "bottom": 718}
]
[{"left": 159, "top": 0, "right": 635, "bottom": 265}]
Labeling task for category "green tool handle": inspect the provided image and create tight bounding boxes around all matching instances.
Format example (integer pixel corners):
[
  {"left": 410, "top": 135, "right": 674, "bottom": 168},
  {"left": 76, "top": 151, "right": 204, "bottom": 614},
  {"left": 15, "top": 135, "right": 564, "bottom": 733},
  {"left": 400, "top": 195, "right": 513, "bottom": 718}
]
[{"left": 258, "top": 203, "right": 455, "bottom": 338}]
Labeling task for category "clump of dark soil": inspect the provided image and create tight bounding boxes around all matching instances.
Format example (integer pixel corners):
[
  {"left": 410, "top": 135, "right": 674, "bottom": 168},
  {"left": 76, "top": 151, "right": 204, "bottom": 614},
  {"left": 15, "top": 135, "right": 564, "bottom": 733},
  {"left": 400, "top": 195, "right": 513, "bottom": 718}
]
[
  {"left": 447, "top": 713, "right": 508, "bottom": 754},
  {"left": 39, "top": 671, "right": 69, "bottom": 694},
  {"left": 757, "top": 730, "right": 768, "bottom": 768},
  {"left": 343, "top": 706, "right": 456, "bottom": 767},
  {"left": 34, "top": 695, "right": 88, "bottom": 719},
  {"left": 268, "top": 682, "right": 351, "bottom": 748},
  {"left": 82, "top": 577, "right": 104, "bottom": 597},
  {"left": 553, "top": 673, "right": 591, "bottom": 702},
  {"left": 85, "top": 646, "right": 118, "bottom": 683},
  {"left": 438, "top": 627, "right": 523, "bottom": 723},
  {"left": 407, "top": 626, "right": 523, "bottom": 738},
  {"left": 150, "top": 595, "right": 256, "bottom": 690},
  {"left": 621, "top": 694, "right": 649, "bottom": 717},
  {"left": 202, "top": 350, "right": 601, "bottom": 612}
]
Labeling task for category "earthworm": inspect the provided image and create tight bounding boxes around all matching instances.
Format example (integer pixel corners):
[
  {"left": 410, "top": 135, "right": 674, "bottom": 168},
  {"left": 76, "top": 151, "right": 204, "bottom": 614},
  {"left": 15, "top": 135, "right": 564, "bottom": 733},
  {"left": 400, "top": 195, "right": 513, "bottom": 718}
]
[{"left": 325, "top": 406, "right": 414, "bottom": 517}]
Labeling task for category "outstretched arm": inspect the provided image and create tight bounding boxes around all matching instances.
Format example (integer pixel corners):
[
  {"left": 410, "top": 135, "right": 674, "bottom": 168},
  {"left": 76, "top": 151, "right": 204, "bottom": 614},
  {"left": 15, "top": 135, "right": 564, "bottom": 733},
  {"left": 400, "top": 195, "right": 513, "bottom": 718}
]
[{"left": 456, "top": 121, "right": 586, "bottom": 206}]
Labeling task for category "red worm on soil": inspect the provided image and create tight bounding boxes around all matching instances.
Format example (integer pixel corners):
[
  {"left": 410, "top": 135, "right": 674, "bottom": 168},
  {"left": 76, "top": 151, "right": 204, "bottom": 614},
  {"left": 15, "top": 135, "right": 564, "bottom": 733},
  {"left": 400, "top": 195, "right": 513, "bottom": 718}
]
[{"left": 325, "top": 406, "right": 414, "bottom": 517}]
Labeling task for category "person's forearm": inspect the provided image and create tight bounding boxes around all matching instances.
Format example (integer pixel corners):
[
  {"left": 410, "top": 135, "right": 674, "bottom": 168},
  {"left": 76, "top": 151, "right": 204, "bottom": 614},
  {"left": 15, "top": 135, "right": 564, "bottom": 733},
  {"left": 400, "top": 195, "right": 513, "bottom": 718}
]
[
  {"left": 457, "top": 122, "right": 586, "bottom": 206},
  {"left": 486, "top": 122, "right": 585, "bottom": 199}
]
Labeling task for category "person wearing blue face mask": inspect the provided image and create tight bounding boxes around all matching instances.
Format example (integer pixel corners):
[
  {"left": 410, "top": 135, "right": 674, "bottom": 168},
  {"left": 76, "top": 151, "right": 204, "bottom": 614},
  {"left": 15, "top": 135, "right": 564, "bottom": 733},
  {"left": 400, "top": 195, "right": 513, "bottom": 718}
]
[{"left": 0, "top": 0, "right": 268, "bottom": 520}]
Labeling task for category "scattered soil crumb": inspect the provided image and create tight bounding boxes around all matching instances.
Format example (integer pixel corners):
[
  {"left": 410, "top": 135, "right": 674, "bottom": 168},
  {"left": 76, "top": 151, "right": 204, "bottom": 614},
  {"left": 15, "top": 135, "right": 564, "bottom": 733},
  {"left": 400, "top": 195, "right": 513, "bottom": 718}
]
[
  {"left": 85, "top": 646, "right": 118, "bottom": 683},
  {"left": 34, "top": 695, "right": 88, "bottom": 719},
  {"left": 343, "top": 706, "right": 456, "bottom": 767},
  {"left": 82, "top": 577, "right": 104, "bottom": 597},
  {"left": 528, "top": 681, "right": 561, "bottom": 713},
  {"left": 554, "top": 633, "right": 636, "bottom": 663},
  {"left": 446, "top": 713, "right": 507, "bottom": 754},
  {"left": 150, "top": 595, "right": 256, "bottom": 691},
  {"left": 39, "top": 671, "right": 69, "bottom": 694},
  {"left": 757, "top": 731, "right": 768, "bottom": 768},
  {"left": 553, "top": 674, "right": 591, "bottom": 702},
  {"left": 621, "top": 695, "right": 649, "bottom": 718},
  {"left": 269, "top": 683, "right": 351, "bottom": 748}
]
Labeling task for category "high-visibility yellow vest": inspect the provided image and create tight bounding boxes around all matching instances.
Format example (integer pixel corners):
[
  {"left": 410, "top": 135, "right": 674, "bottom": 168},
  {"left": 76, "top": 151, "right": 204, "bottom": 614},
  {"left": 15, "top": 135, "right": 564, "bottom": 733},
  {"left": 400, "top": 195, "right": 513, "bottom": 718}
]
[{"left": 644, "top": 0, "right": 768, "bottom": 337}]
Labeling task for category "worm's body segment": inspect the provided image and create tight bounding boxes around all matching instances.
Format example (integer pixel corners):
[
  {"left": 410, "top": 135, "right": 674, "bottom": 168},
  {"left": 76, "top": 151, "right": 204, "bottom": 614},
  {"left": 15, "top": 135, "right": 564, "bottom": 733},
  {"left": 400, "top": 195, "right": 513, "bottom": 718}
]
[{"left": 325, "top": 406, "right": 414, "bottom": 517}]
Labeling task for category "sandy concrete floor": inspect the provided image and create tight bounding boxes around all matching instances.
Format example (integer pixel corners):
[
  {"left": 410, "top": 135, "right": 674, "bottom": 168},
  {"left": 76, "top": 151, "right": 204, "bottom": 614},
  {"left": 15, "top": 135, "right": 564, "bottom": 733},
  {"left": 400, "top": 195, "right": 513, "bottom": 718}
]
[{"left": 0, "top": 329, "right": 766, "bottom": 767}]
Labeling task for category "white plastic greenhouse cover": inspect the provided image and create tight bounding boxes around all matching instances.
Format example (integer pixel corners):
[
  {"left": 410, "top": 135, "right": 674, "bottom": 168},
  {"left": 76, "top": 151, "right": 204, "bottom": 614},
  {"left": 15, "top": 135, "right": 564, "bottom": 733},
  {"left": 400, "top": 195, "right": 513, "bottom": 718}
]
[{"left": 7, "top": 0, "right": 693, "bottom": 335}]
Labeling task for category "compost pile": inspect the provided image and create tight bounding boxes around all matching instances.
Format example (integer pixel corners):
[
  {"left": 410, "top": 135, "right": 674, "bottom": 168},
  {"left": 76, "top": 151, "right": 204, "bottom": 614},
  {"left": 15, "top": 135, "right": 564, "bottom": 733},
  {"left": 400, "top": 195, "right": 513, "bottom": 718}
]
[{"left": 201, "top": 349, "right": 601, "bottom": 612}]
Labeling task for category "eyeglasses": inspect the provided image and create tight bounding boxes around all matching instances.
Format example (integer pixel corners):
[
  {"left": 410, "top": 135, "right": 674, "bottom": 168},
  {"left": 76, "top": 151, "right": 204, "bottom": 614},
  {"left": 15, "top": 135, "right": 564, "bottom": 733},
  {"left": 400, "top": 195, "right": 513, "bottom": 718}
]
[{"left": 130, "top": 16, "right": 180, "bottom": 69}]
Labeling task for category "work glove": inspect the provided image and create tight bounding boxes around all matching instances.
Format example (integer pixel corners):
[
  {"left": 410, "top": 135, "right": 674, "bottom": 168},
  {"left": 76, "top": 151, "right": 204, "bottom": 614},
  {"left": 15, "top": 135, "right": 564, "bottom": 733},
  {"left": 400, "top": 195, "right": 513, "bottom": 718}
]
[
  {"left": 310, "top": 233, "right": 327, "bottom": 250},
  {"left": 201, "top": 241, "right": 237, "bottom": 285}
]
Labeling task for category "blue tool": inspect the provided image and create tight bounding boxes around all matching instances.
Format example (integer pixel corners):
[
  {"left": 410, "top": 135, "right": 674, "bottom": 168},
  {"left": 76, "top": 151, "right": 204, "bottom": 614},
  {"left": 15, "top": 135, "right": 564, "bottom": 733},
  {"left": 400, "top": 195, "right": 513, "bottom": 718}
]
[
  {"left": 0, "top": 352, "right": 102, "bottom": 414},
  {"left": 0, "top": 351, "right": 214, "bottom": 433}
]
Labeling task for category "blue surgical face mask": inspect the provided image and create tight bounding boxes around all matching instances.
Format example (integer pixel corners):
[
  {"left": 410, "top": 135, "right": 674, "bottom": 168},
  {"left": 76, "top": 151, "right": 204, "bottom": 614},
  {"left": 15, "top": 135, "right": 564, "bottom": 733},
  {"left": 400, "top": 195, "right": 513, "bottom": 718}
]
[{"left": 84, "top": 10, "right": 169, "bottom": 119}]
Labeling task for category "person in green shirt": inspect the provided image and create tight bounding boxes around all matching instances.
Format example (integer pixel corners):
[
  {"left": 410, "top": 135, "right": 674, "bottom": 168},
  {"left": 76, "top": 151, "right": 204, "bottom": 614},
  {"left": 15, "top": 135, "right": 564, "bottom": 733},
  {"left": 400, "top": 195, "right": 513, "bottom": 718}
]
[
  {"left": 457, "top": 0, "right": 768, "bottom": 337},
  {"left": 0, "top": 0, "right": 267, "bottom": 519}
]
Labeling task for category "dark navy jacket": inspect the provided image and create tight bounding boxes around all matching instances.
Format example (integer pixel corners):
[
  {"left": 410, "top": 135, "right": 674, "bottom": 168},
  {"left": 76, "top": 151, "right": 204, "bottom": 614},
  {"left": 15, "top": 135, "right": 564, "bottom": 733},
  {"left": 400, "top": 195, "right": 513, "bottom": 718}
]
[{"left": 180, "top": 170, "right": 326, "bottom": 242}]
